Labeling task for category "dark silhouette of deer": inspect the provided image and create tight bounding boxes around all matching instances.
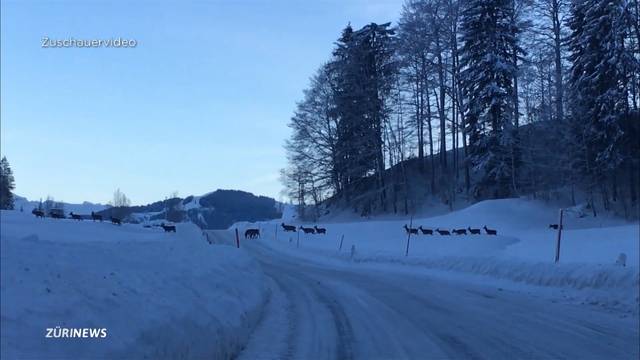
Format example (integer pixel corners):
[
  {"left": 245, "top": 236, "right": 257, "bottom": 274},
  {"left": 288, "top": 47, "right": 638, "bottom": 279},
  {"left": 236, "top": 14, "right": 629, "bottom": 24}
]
[
  {"left": 467, "top": 227, "right": 481, "bottom": 235},
  {"left": 452, "top": 228, "right": 468, "bottom": 235},
  {"left": 314, "top": 226, "right": 326, "bottom": 234},
  {"left": 483, "top": 226, "right": 497, "bottom": 235},
  {"left": 160, "top": 223, "right": 176, "bottom": 232},
  {"left": 281, "top": 223, "right": 296, "bottom": 232},
  {"left": 110, "top": 217, "right": 122, "bottom": 225},
  {"left": 299, "top": 226, "right": 315, "bottom": 234},
  {"left": 418, "top": 226, "right": 433, "bottom": 235},
  {"left": 91, "top": 211, "right": 103, "bottom": 222},
  {"left": 435, "top": 228, "right": 451, "bottom": 236},
  {"left": 69, "top": 212, "right": 83, "bottom": 221},
  {"left": 404, "top": 224, "right": 418, "bottom": 235},
  {"left": 245, "top": 229, "right": 260, "bottom": 239},
  {"left": 32, "top": 209, "right": 45, "bottom": 218}
]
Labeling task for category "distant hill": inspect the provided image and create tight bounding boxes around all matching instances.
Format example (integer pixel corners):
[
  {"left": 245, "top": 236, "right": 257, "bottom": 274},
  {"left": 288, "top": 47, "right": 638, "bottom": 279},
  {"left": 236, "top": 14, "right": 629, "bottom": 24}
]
[
  {"left": 96, "top": 189, "right": 282, "bottom": 230},
  {"left": 13, "top": 195, "right": 108, "bottom": 214}
]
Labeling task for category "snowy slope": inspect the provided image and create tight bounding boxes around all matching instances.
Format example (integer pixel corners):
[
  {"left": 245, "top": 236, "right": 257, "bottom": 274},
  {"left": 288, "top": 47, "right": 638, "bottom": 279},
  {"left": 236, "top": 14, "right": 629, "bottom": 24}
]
[
  {"left": 237, "top": 198, "right": 639, "bottom": 312},
  {"left": 0, "top": 210, "right": 268, "bottom": 359}
]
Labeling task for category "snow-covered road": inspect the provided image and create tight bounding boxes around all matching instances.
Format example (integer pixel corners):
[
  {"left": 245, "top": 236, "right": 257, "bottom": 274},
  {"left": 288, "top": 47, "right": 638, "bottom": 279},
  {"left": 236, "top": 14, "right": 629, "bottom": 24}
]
[{"left": 236, "top": 237, "right": 639, "bottom": 360}]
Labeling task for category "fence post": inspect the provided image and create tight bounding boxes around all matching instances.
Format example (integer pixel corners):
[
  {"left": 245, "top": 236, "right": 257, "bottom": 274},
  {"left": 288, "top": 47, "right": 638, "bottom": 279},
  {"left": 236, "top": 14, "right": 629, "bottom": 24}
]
[
  {"left": 297, "top": 229, "right": 300, "bottom": 249},
  {"left": 405, "top": 215, "right": 413, "bottom": 256},
  {"left": 554, "top": 209, "right": 564, "bottom": 263},
  {"left": 338, "top": 234, "right": 344, "bottom": 252},
  {"left": 275, "top": 224, "right": 278, "bottom": 241},
  {"left": 235, "top": 228, "right": 240, "bottom": 249}
]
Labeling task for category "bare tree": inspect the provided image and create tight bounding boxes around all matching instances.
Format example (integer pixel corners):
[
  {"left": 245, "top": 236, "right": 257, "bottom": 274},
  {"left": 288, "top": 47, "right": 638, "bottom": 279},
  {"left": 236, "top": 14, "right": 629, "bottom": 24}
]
[
  {"left": 110, "top": 188, "right": 131, "bottom": 207},
  {"left": 534, "top": 0, "right": 567, "bottom": 123}
]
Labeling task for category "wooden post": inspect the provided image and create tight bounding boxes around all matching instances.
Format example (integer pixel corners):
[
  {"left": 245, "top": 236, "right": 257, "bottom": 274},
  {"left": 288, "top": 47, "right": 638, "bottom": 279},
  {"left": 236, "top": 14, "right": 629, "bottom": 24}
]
[
  {"left": 296, "top": 229, "right": 300, "bottom": 248},
  {"left": 275, "top": 224, "right": 278, "bottom": 241},
  {"left": 554, "top": 209, "right": 563, "bottom": 263},
  {"left": 235, "top": 228, "right": 240, "bottom": 249},
  {"left": 338, "top": 234, "right": 344, "bottom": 252},
  {"left": 405, "top": 215, "right": 413, "bottom": 257}
]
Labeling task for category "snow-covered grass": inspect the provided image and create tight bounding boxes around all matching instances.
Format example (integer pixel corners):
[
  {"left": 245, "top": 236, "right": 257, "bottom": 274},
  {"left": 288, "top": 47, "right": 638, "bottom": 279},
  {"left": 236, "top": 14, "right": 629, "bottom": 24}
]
[
  {"left": 1, "top": 210, "right": 268, "bottom": 359},
  {"left": 240, "top": 198, "right": 639, "bottom": 312}
]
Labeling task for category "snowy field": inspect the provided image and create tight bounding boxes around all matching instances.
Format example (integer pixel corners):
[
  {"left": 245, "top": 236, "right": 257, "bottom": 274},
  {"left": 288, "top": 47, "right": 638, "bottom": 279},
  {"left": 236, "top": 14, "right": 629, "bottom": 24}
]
[
  {"left": 0, "top": 210, "right": 267, "bottom": 359},
  {"left": 239, "top": 199, "right": 639, "bottom": 312}
]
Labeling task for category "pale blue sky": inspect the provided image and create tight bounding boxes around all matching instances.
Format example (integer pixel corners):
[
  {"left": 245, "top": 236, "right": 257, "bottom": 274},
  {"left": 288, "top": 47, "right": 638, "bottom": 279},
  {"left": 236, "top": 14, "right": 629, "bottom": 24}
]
[{"left": 1, "top": 0, "right": 403, "bottom": 205}]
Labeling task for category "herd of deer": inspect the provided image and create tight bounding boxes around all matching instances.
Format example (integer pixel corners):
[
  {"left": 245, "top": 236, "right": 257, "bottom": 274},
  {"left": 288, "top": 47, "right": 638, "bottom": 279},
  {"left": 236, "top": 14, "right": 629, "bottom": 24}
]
[
  {"left": 244, "top": 228, "right": 260, "bottom": 239},
  {"left": 406, "top": 223, "right": 564, "bottom": 235},
  {"left": 32, "top": 209, "right": 123, "bottom": 225},
  {"left": 281, "top": 222, "right": 327, "bottom": 234},
  {"left": 404, "top": 224, "right": 498, "bottom": 236},
  {"left": 242, "top": 223, "right": 327, "bottom": 239},
  {"left": 280, "top": 221, "right": 497, "bottom": 237},
  {"left": 33, "top": 206, "right": 562, "bottom": 240},
  {"left": 256, "top": 221, "right": 563, "bottom": 240},
  {"left": 31, "top": 208, "right": 178, "bottom": 233}
]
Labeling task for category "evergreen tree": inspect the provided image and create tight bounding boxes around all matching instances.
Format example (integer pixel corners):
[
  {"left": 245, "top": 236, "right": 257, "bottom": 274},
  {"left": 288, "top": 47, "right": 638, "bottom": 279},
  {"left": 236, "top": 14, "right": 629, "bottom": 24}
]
[
  {"left": 331, "top": 23, "right": 397, "bottom": 207},
  {"left": 566, "top": 0, "right": 637, "bottom": 209},
  {"left": 332, "top": 24, "right": 372, "bottom": 196},
  {"left": 0, "top": 156, "right": 15, "bottom": 210},
  {"left": 459, "top": 0, "right": 523, "bottom": 198}
]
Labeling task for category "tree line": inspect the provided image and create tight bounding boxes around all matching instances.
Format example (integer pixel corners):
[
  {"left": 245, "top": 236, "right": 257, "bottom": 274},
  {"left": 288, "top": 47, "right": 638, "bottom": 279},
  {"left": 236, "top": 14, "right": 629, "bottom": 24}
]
[
  {"left": 283, "top": 0, "right": 639, "bottom": 220},
  {"left": 0, "top": 156, "right": 15, "bottom": 210}
]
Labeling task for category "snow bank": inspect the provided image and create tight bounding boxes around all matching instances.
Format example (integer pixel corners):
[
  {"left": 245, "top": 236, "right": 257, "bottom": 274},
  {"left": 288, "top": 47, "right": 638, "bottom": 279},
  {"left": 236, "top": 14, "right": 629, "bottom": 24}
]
[
  {"left": 242, "top": 198, "right": 639, "bottom": 312},
  {"left": 1, "top": 210, "right": 268, "bottom": 359},
  {"left": 349, "top": 256, "right": 639, "bottom": 310}
]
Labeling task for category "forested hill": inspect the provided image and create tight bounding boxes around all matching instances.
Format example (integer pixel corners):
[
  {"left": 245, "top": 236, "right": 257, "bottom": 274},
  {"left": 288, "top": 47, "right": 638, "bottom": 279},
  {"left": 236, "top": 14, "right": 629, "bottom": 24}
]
[
  {"left": 282, "top": 1, "right": 639, "bottom": 221},
  {"left": 189, "top": 190, "right": 282, "bottom": 229},
  {"left": 97, "top": 189, "right": 282, "bottom": 229}
]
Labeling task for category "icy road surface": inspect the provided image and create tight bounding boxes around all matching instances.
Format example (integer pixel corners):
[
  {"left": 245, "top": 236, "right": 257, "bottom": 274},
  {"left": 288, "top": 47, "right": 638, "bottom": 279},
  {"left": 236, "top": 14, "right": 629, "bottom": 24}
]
[{"left": 233, "top": 237, "right": 639, "bottom": 360}]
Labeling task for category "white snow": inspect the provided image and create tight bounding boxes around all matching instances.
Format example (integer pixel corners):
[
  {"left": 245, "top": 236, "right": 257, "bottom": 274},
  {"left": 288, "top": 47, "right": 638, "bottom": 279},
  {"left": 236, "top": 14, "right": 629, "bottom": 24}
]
[
  {"left": 183, "top": 196, "right": 202, "bottom": 211},
  {"left": 280, "top": 203, "right": 297, "bottom": 222},
  {"left": 238, "top": 238, "right": 639, "bottom": 359},
  {"left": 237, "top": 198, "right": 639, "bottom": 312},
  {"left": 128, "top": 211, "right": 164, "bottom": 224},
  {"left": 0, "top": 210, "right": 268, "bottom": 359}
]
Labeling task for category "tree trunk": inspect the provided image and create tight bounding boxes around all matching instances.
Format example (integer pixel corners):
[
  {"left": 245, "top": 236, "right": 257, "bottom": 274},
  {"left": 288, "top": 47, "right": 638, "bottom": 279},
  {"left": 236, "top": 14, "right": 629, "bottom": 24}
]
[
  {"left": 426, "top": 90, "right": 436, "bottom": 195},
  {"left": 455, "top": 71, "right": 470, "bottom": 196},
  {"left": 630, "top": 160, "right": 638, "bottom": 207},
  {"left": 415, "top": 64, "right": 425, "bottom": 166},
  {"left": 437, "top": 50, "right": 447, "bottom": 170},
  {"left": 512, "top": 46, "right": 520, "bottom": 127},
  {"left": 552, "top": 0, "right": 564, "bottom": 123}
]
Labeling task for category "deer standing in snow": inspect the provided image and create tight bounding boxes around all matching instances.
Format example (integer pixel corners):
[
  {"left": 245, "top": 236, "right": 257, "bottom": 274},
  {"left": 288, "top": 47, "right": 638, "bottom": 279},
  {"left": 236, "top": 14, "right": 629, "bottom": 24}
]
[{"left": 483, "top": 226, "right": 497, "bottom": 235}]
